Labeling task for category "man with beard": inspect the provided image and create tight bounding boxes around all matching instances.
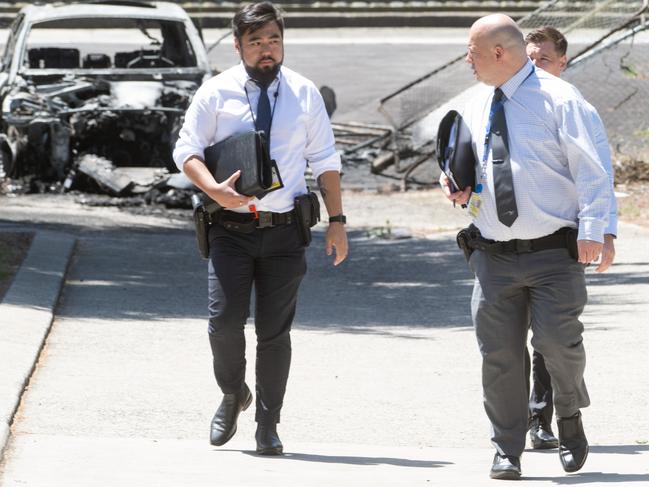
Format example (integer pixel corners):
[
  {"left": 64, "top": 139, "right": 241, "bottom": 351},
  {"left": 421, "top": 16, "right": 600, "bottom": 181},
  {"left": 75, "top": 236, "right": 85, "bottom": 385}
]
[
  {"left": 523, "top": 25, "right": 618, "bottom": 451},
  {"left": 174, "top": 1, "right": 347, "bottom": 455},
  {"left": 441, "top": 14, "right": 611, "bottom": 479}
]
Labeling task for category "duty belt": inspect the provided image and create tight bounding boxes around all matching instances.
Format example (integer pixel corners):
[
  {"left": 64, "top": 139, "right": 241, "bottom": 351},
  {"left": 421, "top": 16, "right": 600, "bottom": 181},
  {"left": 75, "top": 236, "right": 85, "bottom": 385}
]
[
  {"left": 467, "top": 225, "right": 577, "bottom": 255},
  {"left": 216, "top": 209, "right": 294, "bottom": 233}
]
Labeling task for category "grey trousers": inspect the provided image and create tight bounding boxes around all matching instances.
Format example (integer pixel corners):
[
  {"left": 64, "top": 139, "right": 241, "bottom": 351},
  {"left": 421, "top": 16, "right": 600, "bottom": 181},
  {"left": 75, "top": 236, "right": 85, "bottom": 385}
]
[{"left": 469, "top": 247, "right": 590, "bottom": 457}]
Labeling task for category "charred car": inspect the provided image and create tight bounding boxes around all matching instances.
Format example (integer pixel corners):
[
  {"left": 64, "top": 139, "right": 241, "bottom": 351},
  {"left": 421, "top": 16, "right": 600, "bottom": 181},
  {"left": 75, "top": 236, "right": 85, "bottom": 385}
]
[{"left": 0, "top": 1, "right": 210, "bottom": 196}]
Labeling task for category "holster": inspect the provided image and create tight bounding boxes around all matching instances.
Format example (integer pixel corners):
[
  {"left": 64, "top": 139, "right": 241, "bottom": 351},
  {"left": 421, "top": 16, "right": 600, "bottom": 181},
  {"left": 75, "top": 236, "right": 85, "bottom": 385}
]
[
  {"left": 566, "top": 228, "right": 578, "bottom": 260},
  {"left": 456, "top": 227, "right": 475, "bottom": 262},
  {"left": 191, "top": 192, "right": 222, "bottom": 259},
  {"left": 294, "top": 191, "right": 320, "bottom": 246}
]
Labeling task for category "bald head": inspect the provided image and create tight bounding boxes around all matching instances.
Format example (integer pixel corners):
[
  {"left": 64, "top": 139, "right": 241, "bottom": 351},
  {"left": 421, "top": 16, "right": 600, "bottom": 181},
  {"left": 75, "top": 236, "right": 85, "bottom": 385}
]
[
  {"left": 472, "top": 14, "right": 525, "bottom": 51},
  {"left": 466, "top": 14, "right": 528, "bottom": 86}
]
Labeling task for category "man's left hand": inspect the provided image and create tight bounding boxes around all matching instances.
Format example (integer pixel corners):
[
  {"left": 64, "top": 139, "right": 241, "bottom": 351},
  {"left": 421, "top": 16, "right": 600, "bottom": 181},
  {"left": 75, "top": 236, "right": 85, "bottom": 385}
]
[
  {"left": 577, "top": 239, "right": 603, "bottom": 265},
  {"left": 326, "top": 223, "right": 348, "bottom": 266},
  {"left": 595, "top": 234, "right": 616, "bottom": 273}
]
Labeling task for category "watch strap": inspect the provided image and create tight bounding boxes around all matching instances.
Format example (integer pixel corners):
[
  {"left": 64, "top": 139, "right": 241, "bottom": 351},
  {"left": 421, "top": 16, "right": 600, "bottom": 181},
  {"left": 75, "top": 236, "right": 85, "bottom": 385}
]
[{"left": 329, "top": 214, "right": 347, "bottom": 224}]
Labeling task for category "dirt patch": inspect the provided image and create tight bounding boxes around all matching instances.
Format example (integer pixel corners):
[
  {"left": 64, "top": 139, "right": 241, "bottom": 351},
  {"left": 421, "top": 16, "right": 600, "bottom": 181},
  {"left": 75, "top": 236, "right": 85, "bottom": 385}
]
[
  {"left": 0, "top": 232, "right": 34, "bottom": 302},
  {"left": 616, "top": 182, "right": 649, "bottom": 229}
]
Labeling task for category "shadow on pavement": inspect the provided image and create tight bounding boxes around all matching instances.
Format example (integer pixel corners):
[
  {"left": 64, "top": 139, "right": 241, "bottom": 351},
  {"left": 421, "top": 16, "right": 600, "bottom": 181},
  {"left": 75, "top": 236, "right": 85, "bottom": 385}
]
[
  {"left": 525, "top": 473, "right": 649, "bottom": 484},
  {"left": 52, "top": 228, "right": 477, "bottom": 329},
  {"left": 229, "top": 449, "right": 452, "bottom": 468},
  {"left": 14, "top": 222, "right": 648, "bottom": 334},
  {"left": 524, "top": 445, "right": 649, "bottom": 484},
  {"left": 296, "top": 231, "right": 475, "bottom": 330}
]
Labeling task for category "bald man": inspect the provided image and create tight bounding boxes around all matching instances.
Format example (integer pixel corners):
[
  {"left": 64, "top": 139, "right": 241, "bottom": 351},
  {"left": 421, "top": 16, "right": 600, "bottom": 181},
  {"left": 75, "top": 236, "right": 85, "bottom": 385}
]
[
  {"left": 523, "top": 25, "right": 618, "bottom": 452},
  {"left": 442, "top": 15, "right": 612, "bottom": 479}
]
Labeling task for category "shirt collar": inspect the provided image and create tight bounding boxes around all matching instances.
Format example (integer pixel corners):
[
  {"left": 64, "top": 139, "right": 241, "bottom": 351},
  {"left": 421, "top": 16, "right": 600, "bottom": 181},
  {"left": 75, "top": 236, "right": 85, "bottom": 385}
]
[
  {"left": 234, "top": 62, "right": 281, "bottom": 90},
  {"left": 498, "top": 59, "right": 535, "bottom": 100}
]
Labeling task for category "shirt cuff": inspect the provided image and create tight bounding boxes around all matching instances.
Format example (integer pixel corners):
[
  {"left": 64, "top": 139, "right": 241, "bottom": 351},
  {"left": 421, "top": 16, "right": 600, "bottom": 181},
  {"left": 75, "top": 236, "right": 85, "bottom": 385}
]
[
  {"left": 173, "top": 146, "right": 204, "bottom": 172},
  {"left": 605, "top": 213, "right": 618, "bottom": 237},
  {"left": 578, "top": 217, "right": 606, "bottom": 243},
  {"left": 309, "top": 151, "right": 342, "bottom": 180}
]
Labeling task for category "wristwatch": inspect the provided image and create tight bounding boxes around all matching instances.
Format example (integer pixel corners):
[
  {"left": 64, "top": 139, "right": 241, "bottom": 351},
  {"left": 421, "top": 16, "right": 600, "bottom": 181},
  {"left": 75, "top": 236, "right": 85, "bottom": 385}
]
[{"left": 329, "top": 214, "right": 347, "bottom": 224}]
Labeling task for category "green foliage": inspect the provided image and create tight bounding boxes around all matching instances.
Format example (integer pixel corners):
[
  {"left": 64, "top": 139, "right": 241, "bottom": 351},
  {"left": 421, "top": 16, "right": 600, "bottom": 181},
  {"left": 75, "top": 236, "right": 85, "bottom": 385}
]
[
  {"left": 0, "top": 240, "right": 12, "bottom": 281},
  {"left": 366, "top": 219, "right": 392, "bottom": 239}
]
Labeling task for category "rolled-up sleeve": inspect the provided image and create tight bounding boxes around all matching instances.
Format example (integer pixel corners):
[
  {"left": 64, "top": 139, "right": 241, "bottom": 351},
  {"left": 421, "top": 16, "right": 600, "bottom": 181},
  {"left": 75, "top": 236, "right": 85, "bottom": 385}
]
[
  {"left": 173, "top": 83, "right": 217, "bottom": 172},
  {"left": 303, "top": 86, "right": 341, "bottom": 180},
  {"left": 558, "top": 99, "right": 612, "bottom": 242}
]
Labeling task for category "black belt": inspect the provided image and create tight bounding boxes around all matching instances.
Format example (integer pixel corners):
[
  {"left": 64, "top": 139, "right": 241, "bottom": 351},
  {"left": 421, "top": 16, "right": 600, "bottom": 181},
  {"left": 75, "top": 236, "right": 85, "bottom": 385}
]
[
  {"left": 216, "top": 209, "right": 294, "bottom": 233},
  {"left": 467, "top": 225, "right": 577, "bottom": 255}
]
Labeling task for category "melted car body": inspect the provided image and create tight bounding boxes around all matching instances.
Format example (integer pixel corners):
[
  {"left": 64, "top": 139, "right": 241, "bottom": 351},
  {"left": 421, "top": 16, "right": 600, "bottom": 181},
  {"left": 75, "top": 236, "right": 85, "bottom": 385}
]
[{"left": 0, "top": 2, "right": 210, "bottom": 195}]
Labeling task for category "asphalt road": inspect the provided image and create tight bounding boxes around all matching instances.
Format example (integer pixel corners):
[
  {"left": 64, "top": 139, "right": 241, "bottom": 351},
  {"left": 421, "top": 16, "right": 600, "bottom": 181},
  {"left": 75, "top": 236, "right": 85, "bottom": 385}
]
[{"left": 206, "top": 28, "right": 468, "bottom": 124}]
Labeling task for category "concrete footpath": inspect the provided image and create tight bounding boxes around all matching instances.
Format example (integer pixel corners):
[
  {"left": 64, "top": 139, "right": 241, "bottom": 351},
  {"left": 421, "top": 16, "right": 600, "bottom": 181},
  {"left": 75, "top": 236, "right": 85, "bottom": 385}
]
[
  {"left": 0, "top": 231, "right": 75, "bottom": 457},
  {"left": 0, "top": 191, "right": 648, "bottom": 486}
]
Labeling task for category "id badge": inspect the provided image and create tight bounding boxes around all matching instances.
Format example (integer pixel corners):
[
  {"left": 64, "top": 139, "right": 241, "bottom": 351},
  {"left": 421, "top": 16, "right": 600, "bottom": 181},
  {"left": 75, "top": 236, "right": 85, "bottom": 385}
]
[{"left": 468, "top": 192, "right": 482, "bottom": 218}]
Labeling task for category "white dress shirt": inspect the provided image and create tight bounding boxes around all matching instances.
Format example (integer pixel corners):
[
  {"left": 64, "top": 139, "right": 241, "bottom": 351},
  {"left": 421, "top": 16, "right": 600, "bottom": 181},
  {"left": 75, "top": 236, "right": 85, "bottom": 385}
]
[
  {"left": 173, "top": 63, "right": 341, "bottom": 213},
  {"left": 465, "top": 60, "right": 611, "bottom": 242}
]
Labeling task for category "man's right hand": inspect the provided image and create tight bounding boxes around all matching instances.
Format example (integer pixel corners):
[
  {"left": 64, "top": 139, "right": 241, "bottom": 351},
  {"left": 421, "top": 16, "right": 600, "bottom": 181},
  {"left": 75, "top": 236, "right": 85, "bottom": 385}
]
[
  {"left": 206, "top": 170, "right": 253, "bottom": 209},
  {"left": 439, "top": 173, "right": 472, "bottom": 206}
]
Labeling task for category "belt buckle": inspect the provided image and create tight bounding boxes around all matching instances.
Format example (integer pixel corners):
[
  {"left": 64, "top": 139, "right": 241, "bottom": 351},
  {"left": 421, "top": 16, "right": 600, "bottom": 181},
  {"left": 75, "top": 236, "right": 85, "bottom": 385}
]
[
  {"left": 257, "top": 212, "right": 274, "bottom": 228},
  {"left": 515, "top": 239, "right": 532, "bottom": 253}
]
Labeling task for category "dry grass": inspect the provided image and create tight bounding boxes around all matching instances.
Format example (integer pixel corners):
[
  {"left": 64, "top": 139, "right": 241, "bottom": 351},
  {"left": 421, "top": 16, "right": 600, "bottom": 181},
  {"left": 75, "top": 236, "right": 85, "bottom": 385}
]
[
  {"left": 0, "top": 232, "right": 34, "bottom": 302},
  {"left": 616, "top": 182, "right": 649, "bottom": 228}
]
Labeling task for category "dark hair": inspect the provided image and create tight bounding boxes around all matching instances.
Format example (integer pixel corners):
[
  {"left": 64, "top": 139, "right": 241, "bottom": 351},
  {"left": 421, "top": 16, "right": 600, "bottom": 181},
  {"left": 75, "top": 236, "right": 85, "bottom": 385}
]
[
  {"left": 232, "top": 2, "right": 285, "bottom": 39},
  {"left": 525, "top": 26, "right": 567, "bottom": 56}
]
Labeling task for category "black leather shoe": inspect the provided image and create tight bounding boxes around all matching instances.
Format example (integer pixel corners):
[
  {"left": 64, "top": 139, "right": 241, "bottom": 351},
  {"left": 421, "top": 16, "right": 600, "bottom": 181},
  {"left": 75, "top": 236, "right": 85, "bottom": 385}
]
[
  {"left": 489, "top": 453, "right": 521, "bottom": 480},
  {"left": 557, "top": 411, "right": 588, "bottom": 472},
  {"left": 255, "top": 423, "right": 283, "bottom": 455},
  {"left": 209, "top": 383, "right": 252, "bottom": 446},
  {"left": 529, "top": 416, "right": 559, "bottom": 450}
]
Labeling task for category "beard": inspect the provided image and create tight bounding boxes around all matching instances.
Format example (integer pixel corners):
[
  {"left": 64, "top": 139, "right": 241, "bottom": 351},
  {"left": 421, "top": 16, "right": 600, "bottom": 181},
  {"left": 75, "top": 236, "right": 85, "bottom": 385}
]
[{"left": 244, "top": 57, "right": 282, "bottom": 87}]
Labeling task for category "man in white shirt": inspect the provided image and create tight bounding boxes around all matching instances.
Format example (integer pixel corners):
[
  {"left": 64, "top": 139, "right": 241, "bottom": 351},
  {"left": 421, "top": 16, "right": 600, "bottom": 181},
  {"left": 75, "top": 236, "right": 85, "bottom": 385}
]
[
  {"left": 174, "top": 1, "right": 347, "bottom": 455},
  {"left": 523, "top": 25, "right": 618, "bottom": 452},
  {"left": 441, "top": 14, "right": 611, "bottom": 479}
]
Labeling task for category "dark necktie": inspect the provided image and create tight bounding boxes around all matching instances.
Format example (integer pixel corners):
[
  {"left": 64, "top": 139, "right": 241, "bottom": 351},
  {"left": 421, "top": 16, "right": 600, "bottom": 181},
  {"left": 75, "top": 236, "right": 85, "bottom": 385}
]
[
  {"left": 490, "top": 88, "right": 518, "bottom": 227},
  {"left": 256, "top": 84, "right": 272, "bottom": 140}
]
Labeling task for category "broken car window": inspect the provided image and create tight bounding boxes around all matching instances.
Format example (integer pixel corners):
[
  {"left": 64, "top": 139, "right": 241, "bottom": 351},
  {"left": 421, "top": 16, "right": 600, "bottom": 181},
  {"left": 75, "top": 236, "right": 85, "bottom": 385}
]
[{"left": 22, "top": 18, "right": 197, "bottom": 70}]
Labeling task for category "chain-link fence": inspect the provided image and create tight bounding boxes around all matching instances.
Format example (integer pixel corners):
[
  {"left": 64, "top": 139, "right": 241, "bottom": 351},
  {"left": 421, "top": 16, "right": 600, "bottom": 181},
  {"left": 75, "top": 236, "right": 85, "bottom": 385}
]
[{"left": 379, "top": 0, "right": 649, "bottom": 166}]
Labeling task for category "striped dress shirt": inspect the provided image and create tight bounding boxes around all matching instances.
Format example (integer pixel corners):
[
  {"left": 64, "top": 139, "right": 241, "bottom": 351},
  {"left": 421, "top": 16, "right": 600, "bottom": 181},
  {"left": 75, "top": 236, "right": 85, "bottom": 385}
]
[
  {"left": 586, "top": 102, "right": 617, "bottom": 236},
  {"left": 465, "top": 59, "right": 612, "bottom": 243}
]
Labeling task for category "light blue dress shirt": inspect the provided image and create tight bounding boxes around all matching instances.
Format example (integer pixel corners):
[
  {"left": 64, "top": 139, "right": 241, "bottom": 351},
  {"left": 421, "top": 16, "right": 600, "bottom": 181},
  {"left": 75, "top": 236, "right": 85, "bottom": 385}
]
[
  {"left": 585, "top": 102, "right": 617, "bottom": 236},
  {"left": 465, "top": 60, "right": 612, "bottom": 243}
]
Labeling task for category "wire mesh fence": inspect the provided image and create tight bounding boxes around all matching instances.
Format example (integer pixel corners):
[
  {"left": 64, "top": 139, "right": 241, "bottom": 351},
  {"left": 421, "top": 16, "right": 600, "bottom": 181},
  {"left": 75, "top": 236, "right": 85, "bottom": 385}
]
[{"left": 378, "top": 0, "right": 649, "bottom": 168}]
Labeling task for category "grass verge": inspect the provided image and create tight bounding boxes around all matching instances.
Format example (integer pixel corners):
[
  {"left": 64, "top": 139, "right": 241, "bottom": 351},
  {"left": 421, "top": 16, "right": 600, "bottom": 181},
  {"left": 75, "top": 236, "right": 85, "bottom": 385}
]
[
  {"left": 616, "top": 182, "right": 649, "bottom": 228},
  {"left": 0, "top": 232, "right": 34, "bottom": 302}
]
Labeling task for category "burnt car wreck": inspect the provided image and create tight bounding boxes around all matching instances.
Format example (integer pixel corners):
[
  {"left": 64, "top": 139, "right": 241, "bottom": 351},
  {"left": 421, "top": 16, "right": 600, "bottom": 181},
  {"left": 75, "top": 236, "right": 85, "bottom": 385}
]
[{"left": 0, "top": 2, "right": 210, "bottom": 204}]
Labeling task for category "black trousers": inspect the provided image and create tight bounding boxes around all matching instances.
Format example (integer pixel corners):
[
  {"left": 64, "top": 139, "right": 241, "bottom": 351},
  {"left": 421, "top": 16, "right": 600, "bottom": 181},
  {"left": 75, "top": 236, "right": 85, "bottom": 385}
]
[
  {"left": 525, "top": 347, "right": 554, "bottom": 426},
  {"left": 207, "top": 219, "right": 306, "bottom": 424}
]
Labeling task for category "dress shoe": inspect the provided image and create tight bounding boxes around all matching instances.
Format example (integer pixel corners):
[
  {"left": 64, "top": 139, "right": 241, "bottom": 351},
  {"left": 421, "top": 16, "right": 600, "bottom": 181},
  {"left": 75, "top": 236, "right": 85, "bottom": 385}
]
[
  {"left": 529, "top": 416, "right": 559, "bottom": 450},
  {"left": 557, "top": 411, "right": 589, "bottom": 472},
  {"left": 255, "top": 423, "right": 283, "bottom": 455},
  {"left": 209, "top": 383, "right": 252, "bottom": 446},
  {"left": 489, "top": 453, "right": 521, "bottom": 480}
]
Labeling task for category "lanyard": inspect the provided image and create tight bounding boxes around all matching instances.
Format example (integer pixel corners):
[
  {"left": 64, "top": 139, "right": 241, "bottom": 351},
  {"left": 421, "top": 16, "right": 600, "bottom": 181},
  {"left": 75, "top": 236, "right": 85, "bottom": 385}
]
[
  {"left": 476, "top": 67, "right": 535, "bottom": 194},
  {"left": 244, "top": 74, "right": 281, "bottom": 148}
]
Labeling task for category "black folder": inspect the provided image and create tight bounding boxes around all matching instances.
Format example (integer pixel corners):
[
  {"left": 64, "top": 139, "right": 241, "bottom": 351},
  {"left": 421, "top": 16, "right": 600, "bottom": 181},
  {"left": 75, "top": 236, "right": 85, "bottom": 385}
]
[
  {"left": 203, "top": 130, "right": 283, "bottom": 198},
  {"left": 436, "top": 110, "right": 477, "bottom": 192}
]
